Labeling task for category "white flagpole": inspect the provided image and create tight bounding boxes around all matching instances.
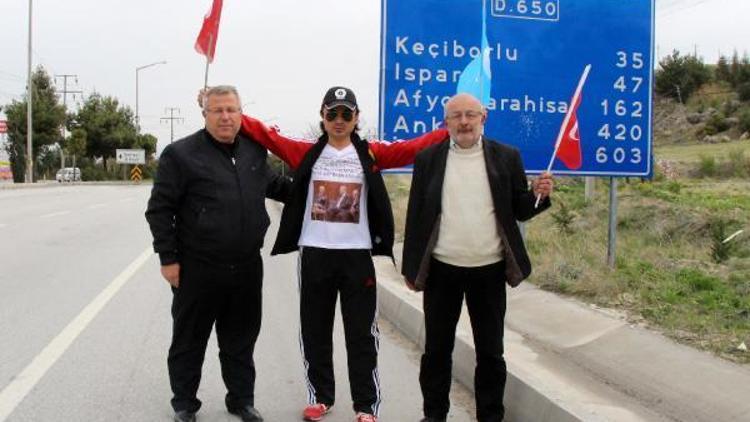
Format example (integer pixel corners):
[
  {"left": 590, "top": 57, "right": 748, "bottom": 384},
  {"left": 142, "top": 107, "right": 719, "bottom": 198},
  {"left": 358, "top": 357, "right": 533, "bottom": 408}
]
[
  {"left": 203, "top": 32, "right": 213, "bottom": 93},
  {"left": 534, "top": 64, "right": 592, "bottom": 208}
]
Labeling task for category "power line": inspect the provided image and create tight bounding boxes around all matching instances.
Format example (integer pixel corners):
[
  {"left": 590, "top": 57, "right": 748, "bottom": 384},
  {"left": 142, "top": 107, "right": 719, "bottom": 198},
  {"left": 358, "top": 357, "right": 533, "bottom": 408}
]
[
  {"left": 54, "top": 74, "right": 83, "bottom": 169},
  {"left": 160, "top": 107, "right": 184, "bottom": 143},
  {"left": 54, "top": 74, "right": 83, "bottom": 109},
  {"left": 658, "top": 0, "right": 714, "bottom": 17}
]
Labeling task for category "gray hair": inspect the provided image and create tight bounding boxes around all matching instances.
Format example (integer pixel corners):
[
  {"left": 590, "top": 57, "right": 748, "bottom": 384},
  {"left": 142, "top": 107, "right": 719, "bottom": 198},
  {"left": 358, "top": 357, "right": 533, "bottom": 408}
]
[{"left": 202, "top": 85, "right": 242, "bottom": 111}]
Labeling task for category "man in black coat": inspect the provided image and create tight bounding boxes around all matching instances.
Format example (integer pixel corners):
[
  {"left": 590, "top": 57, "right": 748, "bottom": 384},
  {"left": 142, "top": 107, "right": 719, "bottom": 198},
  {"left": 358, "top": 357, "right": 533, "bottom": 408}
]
[
  {"left": 402, "top": 93, "right": 554, "bottom": 422},
  {"left": 145, "top": 85, "right": 289, "bottom": 422}
]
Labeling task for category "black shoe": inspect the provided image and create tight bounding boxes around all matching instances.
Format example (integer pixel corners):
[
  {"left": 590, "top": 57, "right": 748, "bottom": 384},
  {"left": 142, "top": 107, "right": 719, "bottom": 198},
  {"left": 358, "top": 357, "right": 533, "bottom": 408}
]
[
  {"left": 174, "top": 410, "right": 196, "bottom": 422},
  {"left": 420, "top": 418, "right": 446, "bottom": 422},
  {"left": 229, "top": 405, "right": 264, "bottom": 422}
]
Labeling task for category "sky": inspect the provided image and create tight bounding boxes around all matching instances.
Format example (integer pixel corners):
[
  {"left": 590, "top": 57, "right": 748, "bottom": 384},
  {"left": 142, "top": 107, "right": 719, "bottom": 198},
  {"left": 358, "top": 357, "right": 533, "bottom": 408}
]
[{"left": 0, "top": 0, "right": 748, "bottom": 154}]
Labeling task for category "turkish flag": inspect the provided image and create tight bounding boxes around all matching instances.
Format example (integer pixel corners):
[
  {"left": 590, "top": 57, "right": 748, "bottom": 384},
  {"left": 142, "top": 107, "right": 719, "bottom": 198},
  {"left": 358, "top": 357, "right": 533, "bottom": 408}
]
[
  {"left": 194, "top": 0, "right": 223, "bottom": 63},
  {"left": 555, "top": 94, "right": 583, "bottom": 170}
]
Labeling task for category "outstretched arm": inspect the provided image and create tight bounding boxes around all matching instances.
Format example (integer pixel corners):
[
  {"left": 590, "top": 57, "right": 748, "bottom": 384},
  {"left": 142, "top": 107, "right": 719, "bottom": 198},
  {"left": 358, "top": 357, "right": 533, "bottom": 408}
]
[
  {"left": 197, "top": 89, "right": 314, "bottom": 170},
  {"left": 240, "top": 115, "right": 314, "bottom": 170},
  {"left": 368, "top": 128, "right": 449, "bottom": 170}
]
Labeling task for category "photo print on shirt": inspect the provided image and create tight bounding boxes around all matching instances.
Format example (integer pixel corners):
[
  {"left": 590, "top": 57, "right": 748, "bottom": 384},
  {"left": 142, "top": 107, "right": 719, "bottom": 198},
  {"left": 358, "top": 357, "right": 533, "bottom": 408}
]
[{"left": 311, "top": 180, "right": 362, "bottom": 224}]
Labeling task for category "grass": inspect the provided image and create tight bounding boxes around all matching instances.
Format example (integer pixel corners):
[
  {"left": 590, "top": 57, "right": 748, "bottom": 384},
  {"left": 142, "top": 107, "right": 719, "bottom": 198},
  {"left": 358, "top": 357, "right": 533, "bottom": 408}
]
[
  {"left": 656, "top": 142, "right": 750, "bottom": 163},
  {"left": 525, "top": 177, "right": 750, "bottom": 363},
  {"left": 386, "top": 170, "right": 750, "bottom": 364},
  {"left": 384, "top": 174, "right": 412, "bottom": 242}
]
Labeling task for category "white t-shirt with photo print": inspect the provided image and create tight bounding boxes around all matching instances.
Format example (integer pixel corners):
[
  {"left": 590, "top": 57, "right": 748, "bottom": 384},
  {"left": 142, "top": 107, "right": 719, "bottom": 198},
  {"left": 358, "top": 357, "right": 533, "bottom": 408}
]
[{"left": 298, "top": 144, "right": 372, "bottom": 249}]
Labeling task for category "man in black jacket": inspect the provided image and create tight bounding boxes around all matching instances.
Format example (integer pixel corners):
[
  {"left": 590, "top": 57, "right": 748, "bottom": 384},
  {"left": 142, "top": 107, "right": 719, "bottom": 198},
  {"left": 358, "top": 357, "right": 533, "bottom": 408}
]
[
  {"left": 145, "top": 85, "right": 289, "bottom": 422},
  {"left": 402, "top": 93, "right": 553, "bottom": 422}
]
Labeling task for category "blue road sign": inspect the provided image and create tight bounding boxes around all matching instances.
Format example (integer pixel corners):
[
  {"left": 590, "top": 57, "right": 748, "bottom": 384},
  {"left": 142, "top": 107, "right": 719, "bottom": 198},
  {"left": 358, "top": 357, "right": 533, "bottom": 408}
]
[{"left": 379, "top": 0, "right": 655, "bottom": 176}]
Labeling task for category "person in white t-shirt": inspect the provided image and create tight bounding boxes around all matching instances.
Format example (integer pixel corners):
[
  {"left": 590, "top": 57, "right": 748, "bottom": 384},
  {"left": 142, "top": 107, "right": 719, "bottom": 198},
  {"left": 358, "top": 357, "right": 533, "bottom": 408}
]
[{"left": 232, "top": 86, "right": 449, "bottom": 422}]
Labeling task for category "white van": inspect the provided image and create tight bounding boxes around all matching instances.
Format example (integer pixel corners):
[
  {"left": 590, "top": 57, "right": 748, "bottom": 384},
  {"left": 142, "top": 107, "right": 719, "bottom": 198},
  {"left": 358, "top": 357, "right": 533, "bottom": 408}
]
[{"left": 55, "top": 167, "right": 81, "bottom": 182}]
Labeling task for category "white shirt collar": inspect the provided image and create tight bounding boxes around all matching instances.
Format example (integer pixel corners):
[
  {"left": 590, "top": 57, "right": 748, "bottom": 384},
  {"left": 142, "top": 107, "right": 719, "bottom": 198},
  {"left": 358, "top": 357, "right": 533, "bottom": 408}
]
[{"left": 449, "top": 136, "right": 483, "bottom": 152}]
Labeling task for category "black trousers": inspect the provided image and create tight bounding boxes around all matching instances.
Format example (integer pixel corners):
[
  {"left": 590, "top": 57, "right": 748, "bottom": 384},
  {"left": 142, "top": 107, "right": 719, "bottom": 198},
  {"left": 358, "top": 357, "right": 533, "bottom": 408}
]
[
  {"left": 168, "top": 257, "right": 263, "bottom": 413},
  {"left": 298, "top": 247, "right": 381, "bottom": 416},
  {"left": 420, "top": 259, "right": 507, "bottom": 422}
]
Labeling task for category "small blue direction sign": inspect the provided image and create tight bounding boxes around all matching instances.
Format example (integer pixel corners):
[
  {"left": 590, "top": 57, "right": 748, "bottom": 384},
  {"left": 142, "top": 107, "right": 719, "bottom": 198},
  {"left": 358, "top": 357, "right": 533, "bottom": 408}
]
[{"left": 379, "top": 0, "right": 655, "bottom": 176}]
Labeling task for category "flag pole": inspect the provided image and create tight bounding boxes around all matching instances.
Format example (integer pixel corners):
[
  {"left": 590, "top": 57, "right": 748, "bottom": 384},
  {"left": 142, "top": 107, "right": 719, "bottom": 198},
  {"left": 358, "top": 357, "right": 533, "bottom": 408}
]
[
  {"left": 479, "top": 0, "right": 486, "bottom": 105},
  {"left": 203, "top": 33, "right": 213, "bottom": 93},
  {"left": 534, "top": 64, "right": 591, "bottom": 208}
]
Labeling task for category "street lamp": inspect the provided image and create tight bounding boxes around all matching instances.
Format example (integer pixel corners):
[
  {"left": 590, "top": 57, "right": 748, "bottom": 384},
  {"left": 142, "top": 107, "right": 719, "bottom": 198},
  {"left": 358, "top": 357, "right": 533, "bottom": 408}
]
[
  {"left": 26, "top": 0, "right": 33, "bottom": 183},
  {"left": 135, "top": 61, "right": 166, "bottom": 134}
]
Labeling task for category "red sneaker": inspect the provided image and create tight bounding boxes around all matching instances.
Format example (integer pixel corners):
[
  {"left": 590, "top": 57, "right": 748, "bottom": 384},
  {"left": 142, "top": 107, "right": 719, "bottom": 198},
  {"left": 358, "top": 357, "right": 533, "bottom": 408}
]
[
  {"left": 355, "top": 412, "right": 377, "bottom": 422},
  {"left": 303, "top": 403, "right": 331, "bottom": 421}
]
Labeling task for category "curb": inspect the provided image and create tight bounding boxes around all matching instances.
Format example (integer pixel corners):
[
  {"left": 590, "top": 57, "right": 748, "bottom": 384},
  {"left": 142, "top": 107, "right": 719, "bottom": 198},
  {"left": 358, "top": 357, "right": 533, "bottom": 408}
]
[
  {"left": 374, "top": 258, "right": 582, "bottom": 422},
  {"left": 0, "top": 181, "right": 151, "bottom": 190}
]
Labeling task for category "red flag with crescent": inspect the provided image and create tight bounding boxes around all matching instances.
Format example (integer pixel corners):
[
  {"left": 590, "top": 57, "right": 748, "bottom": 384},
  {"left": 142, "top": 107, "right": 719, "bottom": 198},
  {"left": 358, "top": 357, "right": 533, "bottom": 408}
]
[{"left": 555, "top": 94, "right": 583, "bottom": 170}]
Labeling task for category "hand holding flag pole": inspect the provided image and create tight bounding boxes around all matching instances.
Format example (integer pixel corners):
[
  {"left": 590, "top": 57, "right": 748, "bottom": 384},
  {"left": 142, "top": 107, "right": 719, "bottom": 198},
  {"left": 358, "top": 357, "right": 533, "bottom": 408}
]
[{"left": 534, "top": 64, "right": 592, "bottom": 208}]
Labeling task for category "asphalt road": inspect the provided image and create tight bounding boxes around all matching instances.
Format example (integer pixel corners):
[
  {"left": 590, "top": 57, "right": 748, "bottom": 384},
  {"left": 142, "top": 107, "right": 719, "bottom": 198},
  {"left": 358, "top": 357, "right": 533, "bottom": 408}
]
[{"left": 0, "top": 185, "right": 475, "bottom": 422}]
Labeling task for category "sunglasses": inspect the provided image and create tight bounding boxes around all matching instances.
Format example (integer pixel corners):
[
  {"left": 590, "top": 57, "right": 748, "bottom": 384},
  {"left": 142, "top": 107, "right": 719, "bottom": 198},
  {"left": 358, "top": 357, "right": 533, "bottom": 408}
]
[{"left": 324, "top": 109, "right": 355, "bottom": 122}]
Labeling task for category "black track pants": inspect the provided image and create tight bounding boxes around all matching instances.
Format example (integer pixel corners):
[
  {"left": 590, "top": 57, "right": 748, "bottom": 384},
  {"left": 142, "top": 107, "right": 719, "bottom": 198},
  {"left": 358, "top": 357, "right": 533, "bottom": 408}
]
[{"left": 297, "top": 247, "right": 381, "bottom": 416}]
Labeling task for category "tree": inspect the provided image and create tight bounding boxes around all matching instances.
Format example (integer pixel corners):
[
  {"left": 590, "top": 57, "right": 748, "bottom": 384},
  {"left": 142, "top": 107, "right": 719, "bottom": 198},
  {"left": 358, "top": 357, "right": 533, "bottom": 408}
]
[
  {"left": 738, "top": 54, "right": 750, "bottom": 87},
  {"left": 715, "top": 55, "right": 731, "bottom": 84},
  {"left": 730, "top": 51, "right": 741, "bottom": 86},
  {"left": 71, "top": 93, "right": 137, "bottom": 167},
  {"left": 655, "top": 50, "right": 711, "bottom": 102},
  {"left": 2, "top": 66, "right": 66, "bottom": 182},
  {"left": 65, "top": 128, "right": 87, "bottom": 171},
  {"left": 133, "top": 133, "right": 157, "bottom": 160}
]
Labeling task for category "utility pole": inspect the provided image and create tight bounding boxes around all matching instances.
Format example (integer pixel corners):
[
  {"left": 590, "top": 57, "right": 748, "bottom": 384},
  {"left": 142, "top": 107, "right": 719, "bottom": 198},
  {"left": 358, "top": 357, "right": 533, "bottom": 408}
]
[
  {"left": 55, "top": 74, "right": 82, "bottom": 170},
  {"left": 160, "top": 107, "right": 184, "bottom": 143},
  {"left": 26, "top": 0, "right": 33, "bottom": 183}
]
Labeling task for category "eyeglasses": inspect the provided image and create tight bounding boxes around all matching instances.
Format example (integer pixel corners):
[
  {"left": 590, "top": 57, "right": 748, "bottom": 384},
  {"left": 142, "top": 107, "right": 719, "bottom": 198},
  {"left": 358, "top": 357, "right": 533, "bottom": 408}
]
[
  {"left": 445, "top": 110, "right": 484, "bottom": 121},
  {"left": 324, "top": 109, "right": 355, "bottom": 122},
  {"left": 206, "top": 107, "right": 241, "bottom": 116}
]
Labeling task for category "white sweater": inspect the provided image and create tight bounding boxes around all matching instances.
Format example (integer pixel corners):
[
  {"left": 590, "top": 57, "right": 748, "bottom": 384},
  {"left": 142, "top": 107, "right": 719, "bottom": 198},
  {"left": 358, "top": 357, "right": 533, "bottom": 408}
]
[{"left": 432, "top": 139, "right": 504, "bottom": 267}]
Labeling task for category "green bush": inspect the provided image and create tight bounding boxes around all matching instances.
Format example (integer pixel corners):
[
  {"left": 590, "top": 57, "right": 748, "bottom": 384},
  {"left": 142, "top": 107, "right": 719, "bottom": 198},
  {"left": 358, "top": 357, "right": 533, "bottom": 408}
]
[
  {"left": 703, "top": 113, "right": 731, "bottom": 135},
  {"left": 709, "top": 219, "right": 738, "bottom": 263},
  {"left": 722, "top": 100, "right": 741, "bottom": 116},
  {"left": 739, "top": 109, "right": 750, "bottom": 133},
  {"left": 665, "top": 180, "right": 682, "bottom": 193},
  {"left": 142, "top": 161, "right": 158, "bottom": 180},
  {"left": 698, "top": 154, "right": 717, "bottom": 177},
  {"left": 738, "top": 82, "right": 750, "bottom": 102},
  {"left": 550, "top": 199, "right": 576, "bottom": 234},
  {"left": 676, "top": 268, "right": 720, "bottom": 292},
  {"left": 80, "top": 163, "right": 120, "bottom": 181},
  {"left": 727, "top": 148, "right": 747, "bottom": 177}
]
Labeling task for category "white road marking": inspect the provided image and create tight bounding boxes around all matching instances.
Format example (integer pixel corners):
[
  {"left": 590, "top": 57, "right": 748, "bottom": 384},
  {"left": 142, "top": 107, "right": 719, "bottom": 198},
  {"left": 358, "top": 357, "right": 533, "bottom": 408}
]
[
  {"left": 0, "top": 246, "right": 154, "bottom": 421},
  {"left": 39, "top": 211, "right": 71, "bottom": 219}
]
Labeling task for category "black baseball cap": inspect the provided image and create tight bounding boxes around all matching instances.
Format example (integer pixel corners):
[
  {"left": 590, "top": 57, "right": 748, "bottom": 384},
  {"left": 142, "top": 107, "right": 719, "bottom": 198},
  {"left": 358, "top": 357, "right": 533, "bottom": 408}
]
[{"left": 322, "top": 86, "right": 358, "bottom": 110}]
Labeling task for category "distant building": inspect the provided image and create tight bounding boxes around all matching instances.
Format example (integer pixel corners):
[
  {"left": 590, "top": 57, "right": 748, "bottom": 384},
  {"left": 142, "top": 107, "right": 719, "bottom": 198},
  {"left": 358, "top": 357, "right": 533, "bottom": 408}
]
[{"left": 0, "top": 135, "right": 12, "bottom": 181}]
